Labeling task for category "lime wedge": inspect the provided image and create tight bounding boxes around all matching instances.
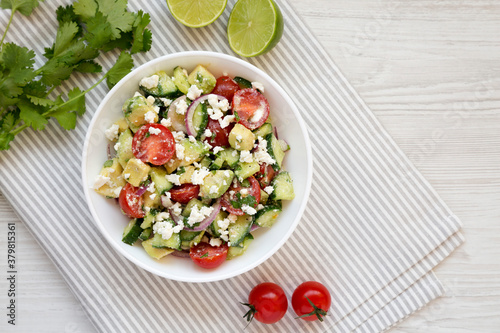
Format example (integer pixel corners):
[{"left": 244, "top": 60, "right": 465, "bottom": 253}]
[
  {"left": 227, "top": 0, "right": 284, "bottom": 57},
  {"left": 166, "top": 0, "right": 227, "bottom": 28}
]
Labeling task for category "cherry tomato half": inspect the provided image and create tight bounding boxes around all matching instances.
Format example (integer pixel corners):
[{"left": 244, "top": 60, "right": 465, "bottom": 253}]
[
  {"left": 255, "top": 163, "right": 277, "bottom": 189},
  {"left": 203, "top": 118, "right": 234, "bottom": 147},
  {"left": 132, "top": 123, "right": 175, "bottom": 165},
  {"left": 169, "top": 183, "right": 200, "bottom": 204},
  {"left": 232, "top": 89, "right": 270, "bottom": 130},
  {"left": 119, "top": 183, "right": 145, "bottom": 218},
  {"left": 190, "top": 242, "right": 228, "bottom": 269},
  {"left": 242, "top": 282, "right": 288, "bottom": 324},
  {"left": 212, "top": 76, "right": 240, "bottom": 102},
  {"left": 221, "top": 176, "right": 261, "bottom": 216},
  {"left": 292, "top": 281, "right": 331, "bottom": 322}
]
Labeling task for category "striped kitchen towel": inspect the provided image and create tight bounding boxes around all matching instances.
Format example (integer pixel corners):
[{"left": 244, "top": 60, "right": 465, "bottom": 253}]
[{"left": 0, "top": 0, "right": 463, "bottom": 332}]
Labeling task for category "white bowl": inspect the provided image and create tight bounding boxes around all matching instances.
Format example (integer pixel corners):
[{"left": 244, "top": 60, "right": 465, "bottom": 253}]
[{"left": 82, "top": 51, "right": 312, "bottom": 282}]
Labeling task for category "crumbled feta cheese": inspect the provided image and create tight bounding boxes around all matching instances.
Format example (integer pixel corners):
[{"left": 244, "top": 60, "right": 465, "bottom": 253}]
[
  {"left": 236, "top": 135, "right": 242, "bottom": 142},
  {"left": 264, "top": 186, "right": 274, "bottom": 195},
  {"left": 175, "top": 99, "right": 188, "bottom": 115},
  {"left": 241, "top": 204, "right": 257, "bottom": 215},
  {"left": 172, "top": 131, "right": 185, "bottom": 142},
  {"left": 114, "top": 142, "right": 121, "bottom": 151},
  {"left": 161, "top": 193, "right": 173, "bottom": 208},
  {"left": 232, "top": 150, "right": 238, "bottom": 157},
  {"left": 204, "top": 128, "right": 212, "bottom": 137},
  {"left": 140, "top": 75, "right": 159, "bottom": 90},
  {"left": 207, "top": 107, "right": 224, "bottom": 120},
  {"left": 219, "top": 115, "right": 235, "bottom": 129},
  {"left": 123, "top": 173, "right": 130, "bottom": 180},
  {"left": 153, "top": 217, "right": 183, "bottom": 240},
  {"left": 133, "top": 91, "right": 142, "bottom": 97},
  {"left": 159, "top": 98, "right": 172, "bottom": 106},
  {"left": 187, "top": 84, "right": 203, "bottom": 100},
  {"left": 175, "top": 143, "right": 185, "bottom": 160},
  {"left": 253, "top": 136, "right": 276, "bottom": 165},
  {"left": 152, "top": 105, "right": 160, "bottom": 114},
  {"left": 208, "top": 94, "right": 230, "bottom": 112},
  {"left": 105, "top": 124, "right": 120, "bottom": 141},
  {"left": 166, "top": 174, "right": 181, "bottom": 186},
  {"left": 191, "top": 167, "right": 211, "bottom": 185},
  {"left": 146, "top": 182, "right": 155, "bottom": 193},
  {"left": 239, "top": 150, "right": 253, "bottom": 163},
  {"left": 161, "top": 118, "right": 172, "bottom": 127},
  {"left": 188, "top": 135, "right": 197, "bottom": 143},
  {"left": 209, "top": 238, "right": 222, "bottom": 247},
  {"left": 224, "top": 170, "right": 231, "bottom": 178},
  {"left": 149, "top": 127, "right": 162, "bottom": 135},
  {"left": 223, "top": 180, "right": 227, "bottom": 186},
  {"left": 93, "top": 175, "right": 110, "bottom": 189},
  {"left": 171, "top": 202, "right": 183, "bottom": 216},
  {"left": 146, "top": 95, "right": 156, "bottom": 105},
  {"left": 187, "top": 205, "right": 214, "bottom": 227},
  {"left": 204, "top": 142, "right": 213, "bottom": 150},
  {"left": 228, "top": 214, "right": 237, "bottom": 223},
  {"left": 257, "top": 204, "right": 265, "bottom": 210},
  {"left": 113, "top": 187, "right": 122, "bottom": 197},
  {"left": 213, "top": 146, "right": 224, "bottom": 154},
  {"left": 251, "top": 81, "right": 265, "bottom": 92},
  {"left": 149, "top": 193, "right": 157, "bottom": 200},
  {"left": 209, "top": 185, "right": 218, "bottom": 194},
  {"left": 144, "top": 111, "right": 156, "bottom": 123},
  {"left": 240, "top": 188, "right": 248, "bottom": 195}
]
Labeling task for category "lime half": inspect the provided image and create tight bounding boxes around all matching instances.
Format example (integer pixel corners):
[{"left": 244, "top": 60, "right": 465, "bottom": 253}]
[
  {"left": 166, "top": 0, "right": 227, "bottom": 28},
  {"left": 227, "top": 0, "right": 284, "bottom": 57}
]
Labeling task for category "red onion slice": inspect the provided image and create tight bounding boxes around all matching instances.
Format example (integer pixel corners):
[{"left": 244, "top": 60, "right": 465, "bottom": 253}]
[
  {"left": 168, "top": 208, "right": 184, "bottom": 225},
  {"left": 185, "top": 94, "right": 228, "bottom": 137},
  {"left": 167, "top": 96, "right": 188, "bottom": 133},
  {"left": 183, "top": 199, "right": 222, "bottom": 232},
  {"left": 136, "top": 185, "right": 148, "bottom": 196},
  {"left": 171, "top": 250, "right": 191, "bottom": 258},
  {"left": 273, "top": 126, "right": 279, "bottom": 139},
  {"left": 278, "top": 139, "right": 290, "bottom": 152},
  {"left": 250, "top": 224, "right": 260, "bottom": 232}
]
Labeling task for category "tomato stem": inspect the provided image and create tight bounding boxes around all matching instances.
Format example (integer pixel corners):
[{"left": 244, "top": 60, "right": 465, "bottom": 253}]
[
  {"left": 295, "top": 296, "right": 328, "bottom": 322},
  {"left": 240, "top": 302, "right": 257, "bottom": 324}
]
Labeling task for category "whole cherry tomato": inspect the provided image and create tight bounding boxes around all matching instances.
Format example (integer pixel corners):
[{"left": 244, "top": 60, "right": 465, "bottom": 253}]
[
  {"left": 292, "top": 281, "right": 331, "bottom": 322},
  {"left": 242, "top": 282, "right": 288, "bottom": 324}
]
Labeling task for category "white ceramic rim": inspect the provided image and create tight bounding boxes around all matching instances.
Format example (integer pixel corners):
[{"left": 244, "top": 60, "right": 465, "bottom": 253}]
[{"left": 81, "top": 51, "right": 313, "bottom": 282}]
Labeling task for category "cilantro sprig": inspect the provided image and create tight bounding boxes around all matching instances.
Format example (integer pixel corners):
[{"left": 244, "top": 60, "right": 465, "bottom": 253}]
[{"left": 0, "top": 0, "right": 152, "bottom": 150}]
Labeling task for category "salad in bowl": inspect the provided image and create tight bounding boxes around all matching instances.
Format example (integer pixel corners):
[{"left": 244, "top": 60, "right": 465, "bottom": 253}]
[{"left": 82, "top": 51, "right": 311, "bottom": 282}]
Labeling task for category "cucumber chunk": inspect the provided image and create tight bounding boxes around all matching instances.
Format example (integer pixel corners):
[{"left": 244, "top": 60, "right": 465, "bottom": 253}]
[
  {"left": 149, "top": 167, "right": 173, "bottom": 195},
  {"left": 228, "top": 215, "right": 253, "bottom": 247},
  {"left": 139, "top": 228, "right": 152, "bottom": 241},
  {"left": 182, "top": 198, "right": 205, "bottom": 217},
  {"left": 173, "top": 66, "right": 190, "bottom": 94},
  {"left": 254, "top": 205, "right": 282, "bottom": 228},
  {"left": 265, "top": 133, "right": 285, "bottom": 171},
  {"left": 122, "top": 219, "right": 143, "bottom": 245},
  {"left": 117, "top": 129, "right": 134, "bottom": 168},
  {"left": 235, "top": 161, "right": 260, "bottom": 181},
  {"left": 209, "top": 211, "right": 229, "bottom": 237},
  {"left": 233, "top": 76, "right": 252, "bottom": 89},
  {"left": 253, "top": 123, "right": 273, "bottom": 138},
  {"left": 142, "top": 238, "right": 174, "bottom": 259},
  {"left": 151, "top": 232, "right": 181, "bottom": 250},
  {"left": 227, "top": 234, "right": 254, "bottom": 260},
  {"left": 178, "top": 138, "right": 209, "bottom": 167},
  {"left": 192, "top": 101, "right": 208, "bottom": 139},
  {"left": 140, "top": 71, "right": 182, "bottom": 98},
  {"left": 270, "top": 172, "right": 295, "bottom": 201}
]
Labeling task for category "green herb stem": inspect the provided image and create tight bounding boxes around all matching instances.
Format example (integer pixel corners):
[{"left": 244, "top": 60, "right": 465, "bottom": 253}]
[
  {"left": 10, "top": 73, "right": 108, "bottom": 136},
  {"left": 0, "top": 10, "right": 15, "bottom": 49}
]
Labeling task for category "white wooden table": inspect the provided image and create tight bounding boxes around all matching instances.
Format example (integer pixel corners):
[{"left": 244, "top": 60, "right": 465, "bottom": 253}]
[{"left": 1, "top": 0, "right": 499, "bottom": 331}]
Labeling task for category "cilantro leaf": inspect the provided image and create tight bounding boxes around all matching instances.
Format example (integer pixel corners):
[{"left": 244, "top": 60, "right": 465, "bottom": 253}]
[
  {"left": 95, "top": 0, "right": 135, "bottom": 40},
  {"left": 18, "top": 98, "right": 48, "bottom": 130},
  {"left": 75, "top": 60, "right": 102, "bottom": 73},
  {"left": 130, "top": 10, "right": 152, "bottom": 54},
  {"left": 0, "top": 0, "right": 41, "bottom": 16},
  {"left": 85, "top": 11, "right": 113, "bottom": 49},
  {"left": 106, "top": 51, "right": 133, "bottom": 89},
  {"left": 0, "top": 110, "right": 19, "bottom": 150},
  {"left": 0, "top": 43, "right": 36, "bottom": 84},
  {"left": 72, "top": 0, "right": 97, "bottom": 19},
  {"left": 53, "top": 21, "right": 80, "bottom": 57}
]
